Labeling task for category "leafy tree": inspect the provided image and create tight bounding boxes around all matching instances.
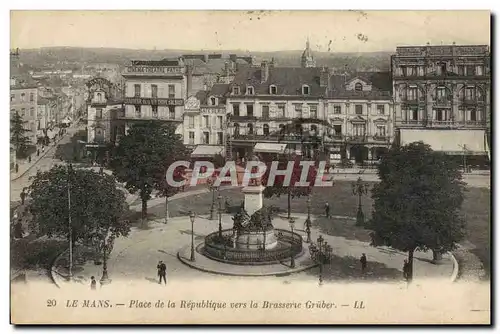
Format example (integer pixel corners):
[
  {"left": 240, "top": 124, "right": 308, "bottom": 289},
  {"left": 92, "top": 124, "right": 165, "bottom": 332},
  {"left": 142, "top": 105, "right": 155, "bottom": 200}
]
[
  {"left": 10, "top": 111, "right": 31, "bottom": 157},
  {"left": 27, "top": 165, "right": 130, "bottom": 261},
  {"left": 369, "top": 142, "right": 466, "bottom": 281},
  {"left": 110, "top": 122, "right": 188, "bottom": 227}
]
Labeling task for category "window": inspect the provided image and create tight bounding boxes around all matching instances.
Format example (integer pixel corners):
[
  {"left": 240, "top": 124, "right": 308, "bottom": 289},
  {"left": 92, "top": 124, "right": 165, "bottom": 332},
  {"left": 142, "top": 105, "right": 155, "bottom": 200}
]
[
  {"left": 334, "top": 105, "right": 342, "bottom": 114},
  {"left": 189, "top": 131, "right": 195, "bottom": 145},
  {"left": 311, "top": 125, "right": 318, "bottom": 134},
  {"left": 458, "top": 65, "right": 465, "bottom": 76},
  {"left": 21, "top": 108, "right": 26, "bottom": 117},
  {"left": 234, "top": 123, "right": 240, "bottom": 136},
  {"left": 188, "top": 116, "right": 195, "bottom": 128},
  {"left": 232, "top": 86, "right": 240, "bottom": 95},
  {"left": 246, "top": 104, "right": 254, "bottom": 117},
  {"left": 333, "top": 125, "right": 342, "bottom": 135},
  {"left": 29, "top": 93, "right": 34, "bottom": 102},
  {"left": 135, "top": 105, "right": 141, "bottom": 117},
  {"left": 247, "top": 123, "right": 254, "bottom": 135},
  {"left": 203, "top": 115, "right": 210, "bottom": 128},
  {"left": 302, "top": 85, "right": 310, "bottom": 95},
  {"left": 439, "top": 64, "right": 447, "bottom": 75},
  {"left": 277, "top": 104, "right": 285, "bottom": 118},
  {"left": 21, "top": 93, "right": 26, "bottom": 102},
  {"left": 355, "top": 105, "right": 363, "bottom": 115},
  {"left": 407, "top": 87, "right": 418, "bottom": 101},
  {"left": 97, "top": 93, "right": 103, "bottom": 102},
  {"left": 418, "top": 66, "right": 425, "bottom": 76},
  {"left": 309, "top": 105, "right": 318, "bottom": 118},
  {"left": 353, "top": 124, "right": 366, "bottom": 137},
  {"left": 435, "top": 109, "right": 444, "bottom": 121},
  {"left": 210, "top": 97, "right": 217, "bottom": 106},
  {"left": 246, "top": 86, "right": 254, "bottom": 95},
  {"left": 263, "top": 124, "right": 270, "bottom": 136},
  {"left": 466, "top": 65, "right": 475, "bottom": 76},
  {"left": 465, "top": 87, "right": 475, "bottom": 100},
  {"left": 217, "top": 132, "right": 223, "bottom": 145},
  {"left": 203, "top": 132, "right": 210, "bottom": 144},
  {"left": 151, "top": 85, "right": 158, "bottom": 98},
  {"left": 476, "top": 66, "right": 484, "bottom": 76},
  {"left": 406, "top": 67, "right": 416, "bottom": 76},
  {"left": 262, "top": 105, "right": 270, "bottom": 119},
  {"left": 152, "top": 106, "right": 158, "bottom": 118},
  {"left": 134, "top": 84, "right": 141, "bottom": 97},
  {"left": 217, "top": 116, "right": 223, "bottom": 129},
  {"left": 168, "top": 106, "right": 175, "bottom": 119},
  {"left": 96, "top": 108, "right": 103, "bottom": 119},
  {"left": 168, "top": 85, "right": 175, "bottom": 98},
  {"left": 295, "top": 123, "right": 303, "bottom": 135},
  {"left": 10, "top": 94, "right": 14, "bottom": 102},
  {"left": 377, "top": 105, "right": 385, "bottom": 115},
  {"left": 376, "top": 125, "right": 386, "bottom": 137},
  {"left": 469, "top": 109, "right": 477, "bottom": 121},
  {"left": 233, "top": 104, "right": 240, "bottom": 116},
  {"left": 29, "top": 107, "right": 34, "bottom": 117},
  {"left": 410, "top": 107, "right": 418, "bottom": 121},
  {"left": 294, "top": 104, "right": 302, "bottom": 118},
  {"left": 270, "top": 85, "right": 277, "bottom": 95},
  {"left": 278, "top": 124, "right": 285, "bottom": 134},
  {"left": 354, "top": 83, "right": 363, "bottom": 91}
]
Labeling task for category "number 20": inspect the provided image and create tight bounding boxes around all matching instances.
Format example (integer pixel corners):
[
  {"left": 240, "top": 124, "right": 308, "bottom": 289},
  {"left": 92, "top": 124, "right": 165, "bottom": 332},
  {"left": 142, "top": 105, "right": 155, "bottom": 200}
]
[{"left": 47, "top": 299, "right": 57, "bottom": 307}]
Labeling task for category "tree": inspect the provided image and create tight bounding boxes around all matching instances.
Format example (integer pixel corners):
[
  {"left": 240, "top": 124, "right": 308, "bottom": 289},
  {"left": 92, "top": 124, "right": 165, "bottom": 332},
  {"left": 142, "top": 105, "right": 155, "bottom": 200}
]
[
  {"left": 110, "top": 122, "right": 188, "bottom": 227},
  {"left": 369, "top": 142, "right": 466, "bottom": 282},
  {"left": 11, "top": 111, "right": 31, "bottom": 157},
  {"left": 27, "top": 165, "right": 130, "bottom": 261}
]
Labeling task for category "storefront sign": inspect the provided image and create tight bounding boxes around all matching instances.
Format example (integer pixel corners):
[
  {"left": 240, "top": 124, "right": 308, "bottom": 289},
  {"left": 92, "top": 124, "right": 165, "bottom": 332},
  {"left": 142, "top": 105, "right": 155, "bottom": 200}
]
[
  {"left": 126, "top": 66, "right": 184, "bottom": 74},
  {"left": 124, "top": 98, "right": 184, "bottom": 106},
  {"left": 201, "top": 107, "right": 226, "bottom": 114}
]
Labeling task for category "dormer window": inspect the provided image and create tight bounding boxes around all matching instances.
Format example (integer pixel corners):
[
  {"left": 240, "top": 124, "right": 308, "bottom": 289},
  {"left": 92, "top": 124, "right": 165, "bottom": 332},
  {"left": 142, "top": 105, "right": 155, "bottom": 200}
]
[
  {"left": 302, "top": 85, "right": 310, "bottom": 95},
  {"left": 210, "top": 96, "right": 218, "bottom": 106},
  {"left": 269, "top": 85, "right": 277, "bottom": 95},
  {"left": 246, "top": 86, "right": 254, "bottom": 95},
  {"left": 355, "top": 83, "right": 363, "bottom": 92},
  {"left": 232, "top": 86, "right": 240, "bottom": 95}
]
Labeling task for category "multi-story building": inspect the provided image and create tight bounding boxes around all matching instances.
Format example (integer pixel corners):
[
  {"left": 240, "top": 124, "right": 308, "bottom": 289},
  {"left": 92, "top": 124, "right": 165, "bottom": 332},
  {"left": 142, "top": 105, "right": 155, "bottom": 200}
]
[
  {"left": 325, "top": 71, "right": 393, "bottom": 164},
  {"left": 392, "top": 44, "right": 491, "bottom": 165},
  {"left": 10, "top": 83, "right": 38, "bottom": 143},
  {"left": 120, "top": 59, "right": 186, "bottom": 136}
]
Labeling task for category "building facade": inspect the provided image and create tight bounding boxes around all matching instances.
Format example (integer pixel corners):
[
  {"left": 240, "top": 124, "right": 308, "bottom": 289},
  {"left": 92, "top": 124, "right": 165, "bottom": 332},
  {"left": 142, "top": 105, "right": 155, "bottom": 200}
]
[
  {"left": 10, "top": 85, "right": 38, "bottom": 143},
  {"left": 392, "top": 44, "right": 491, "bottom": 164}
]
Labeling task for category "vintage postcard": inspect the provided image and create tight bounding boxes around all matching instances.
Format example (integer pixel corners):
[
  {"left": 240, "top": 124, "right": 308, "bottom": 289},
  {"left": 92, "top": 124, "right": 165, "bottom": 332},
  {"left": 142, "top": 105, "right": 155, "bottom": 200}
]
[{"left": 9, "top": 10, "right": 491, "bottom": 324}]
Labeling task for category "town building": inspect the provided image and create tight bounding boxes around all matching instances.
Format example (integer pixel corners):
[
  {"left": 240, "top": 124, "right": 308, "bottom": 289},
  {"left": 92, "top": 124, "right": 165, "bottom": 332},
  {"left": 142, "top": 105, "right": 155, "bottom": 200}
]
[
  {"left": 10, "top": 83, "right": 38, "bottom": 144},
  {"left": 391, "top": 44, "right": 491, "bottom": 166},
  {"left": 324, "top": 71, "right": 393, "bottom": 164}
]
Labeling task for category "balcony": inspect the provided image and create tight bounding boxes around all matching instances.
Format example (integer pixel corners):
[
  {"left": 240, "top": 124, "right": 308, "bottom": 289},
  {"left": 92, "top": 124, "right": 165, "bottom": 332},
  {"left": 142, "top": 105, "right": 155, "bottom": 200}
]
[
  {"left": 400, "top": 120, "right": 426, "bottom": 127},
  {"left": 231, "top": 132, "right": 320, "bottom": 143},
  {"left": 371, "top": 135, "right": 390, "bottom": 142},
  {"left": 433, "top": 97, "right": 452, "bottom": 107},
  {"left": 462, "top": 97, "right": 486, "bottom": 105},
  {"left": 347, "top": 135, "right": 367, "bottom": 143},
  {"left": 464, "top": 120, "right": 487, "bottom": 128},
  {"left": 230, "top": 115, "right": 258, "bottom": 122},
  {"left": 428, "top": 120, "right": 455, "bottom": 128}
]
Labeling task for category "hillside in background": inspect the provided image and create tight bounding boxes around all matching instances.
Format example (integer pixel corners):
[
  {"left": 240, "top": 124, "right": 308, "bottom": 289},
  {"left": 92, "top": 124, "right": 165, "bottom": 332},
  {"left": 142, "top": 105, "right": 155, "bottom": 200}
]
[{"left": 16, "top": 47, "right": 393, "bottom": 72}]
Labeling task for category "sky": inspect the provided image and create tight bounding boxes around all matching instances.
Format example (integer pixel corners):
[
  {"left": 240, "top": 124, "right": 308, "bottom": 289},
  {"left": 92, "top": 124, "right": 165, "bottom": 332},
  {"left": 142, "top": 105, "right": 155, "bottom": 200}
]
[{"left": 11, "top": 10, "right": 491, "bottom": 52}]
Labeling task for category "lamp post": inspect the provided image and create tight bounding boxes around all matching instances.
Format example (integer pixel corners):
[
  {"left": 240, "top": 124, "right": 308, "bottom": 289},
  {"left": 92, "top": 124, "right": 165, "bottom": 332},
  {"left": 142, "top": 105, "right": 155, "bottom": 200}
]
[
  {"left": 309, "top": 235, "right": 332, "bottom": 285},
  {"left": 209, "top": 180, "right": 218, "bottom": 220},
  {"left": 189, "top": 212, "right": 196, "bottom": 262},
  {"left": 100, "top": 235, "right": 112, "bottom": 285},
  {"left": 305, "top": 194, "right": 312, "bottom": 243},
  {"left": 289, "top": 218, "right": 296, "bottom": 268},
  {"left": 352, "top": 177, "right": 369, "bottom": 226},
  {"left": 217, "top": 194, "right": 223, "bottom": 239}
]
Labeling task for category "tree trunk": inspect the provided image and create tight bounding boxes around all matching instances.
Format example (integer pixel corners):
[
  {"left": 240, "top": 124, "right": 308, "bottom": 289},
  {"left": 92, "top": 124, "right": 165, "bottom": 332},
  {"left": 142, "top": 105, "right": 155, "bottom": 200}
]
[
  {"left": 164, "top": 196, "right": 169, "bottom": 224},
  {"left": 432, "top": 249, "right": 443, "bottom": 264},
  {"left": 408, "top": 249, "right": 414, "bottom": 282},
  {"left": 287, "top": 190, "right": 291, "bottom": 219},
  {"left": 141, "top": 198, "right": 148, "bottom": 228}
]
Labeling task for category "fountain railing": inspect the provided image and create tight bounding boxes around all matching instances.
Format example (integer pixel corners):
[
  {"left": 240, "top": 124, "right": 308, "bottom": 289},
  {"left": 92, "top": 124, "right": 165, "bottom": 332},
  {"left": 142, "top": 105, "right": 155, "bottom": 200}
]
[{"left": 203, "top": 228, "right": 303, "bottom": 265}]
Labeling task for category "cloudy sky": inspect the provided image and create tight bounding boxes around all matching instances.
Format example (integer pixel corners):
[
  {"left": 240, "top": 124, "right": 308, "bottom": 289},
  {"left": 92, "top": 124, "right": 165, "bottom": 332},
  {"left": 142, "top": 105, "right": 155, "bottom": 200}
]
[{"left": 11, "top": 10, "right": 490, "bottom": 52}]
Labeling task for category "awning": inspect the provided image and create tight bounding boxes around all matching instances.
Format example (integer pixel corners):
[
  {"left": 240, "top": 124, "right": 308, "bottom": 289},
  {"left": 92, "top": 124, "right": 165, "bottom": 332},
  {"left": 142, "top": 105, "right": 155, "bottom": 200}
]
[
  {"left": 191, "top": 145, "right": 224, "bottom": 158},
  {"left": 253, "top": 143, "right": 287, "bottom": 154},
  {"left": 400, "top": 129, "right": 487, "bottom": 155}
]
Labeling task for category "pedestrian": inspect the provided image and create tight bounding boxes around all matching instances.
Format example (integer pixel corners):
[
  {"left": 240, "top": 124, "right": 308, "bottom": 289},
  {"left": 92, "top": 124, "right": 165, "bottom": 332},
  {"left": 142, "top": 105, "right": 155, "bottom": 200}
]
[
  {"left": 15, "top": 163, "right": 19, "bottom": 173},
  {"left": 28, "top": 155, "right": 31, "bottom": 163},
  {"left": 324, "top": 202, "right": 330, "bottom": 218},
  {"left": 90, "top": 276, "right": 97, "bottom": 290},
  {"left": 42, "top": 146, "right": 45, "bottom": 153},
  {"left": 403, "top": 260, "right": 409, "bottom": 281},
  {"left": 20, "top": 189, "right": 26, "bottom": 205},
  {"left": 37, "top": 149, "right": 40, "bottom": 157},
  {"left": 157, "top": 260, "right": 167, "bottom": 285},
  {"left": 99, "top": 166, "right": 104, "bottom": 175},
  {"left": 360, "top": 253, "right": 367, "bottom": 273}
]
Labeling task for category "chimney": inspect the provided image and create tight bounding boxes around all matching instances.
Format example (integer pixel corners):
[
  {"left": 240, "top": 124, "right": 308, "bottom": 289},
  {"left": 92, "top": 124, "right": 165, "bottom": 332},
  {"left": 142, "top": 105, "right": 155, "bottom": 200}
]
[
  {"left": 261, "top": 61, "right": 269, "bottom": 83},
  {"left": 186, "top": 64, "right": 193, "bottom": 98},
  {"left": 270, "top": 57, "right": 276, "bottom": 68},
  {"left": 320, "top": 67, "right": 329, "bottom": 87}
]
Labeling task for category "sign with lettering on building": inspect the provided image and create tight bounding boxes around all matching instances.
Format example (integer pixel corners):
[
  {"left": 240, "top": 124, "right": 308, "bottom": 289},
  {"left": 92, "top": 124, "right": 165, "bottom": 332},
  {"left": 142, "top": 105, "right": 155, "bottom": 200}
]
[
  {"left": 126, "top": 66, "right": 184, "bottom": 75},
  {"left": 124, "top": 98, "right": 184, "bottom": 106},
  {"left": 185, "top": 96, "right": 200, "bottom": 110},
  {"left": 200, "top": 107, "right": 226, "bottom": 114}
]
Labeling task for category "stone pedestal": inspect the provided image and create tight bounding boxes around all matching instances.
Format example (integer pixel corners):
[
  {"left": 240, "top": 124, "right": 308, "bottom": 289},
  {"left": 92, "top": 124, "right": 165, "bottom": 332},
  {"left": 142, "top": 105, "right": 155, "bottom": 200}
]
[
  {"left": 235, "top": 229, "right": 278, "bottom": 250},
  {"left": 242, "top": 185, "right": 265, "bottom": 216}
]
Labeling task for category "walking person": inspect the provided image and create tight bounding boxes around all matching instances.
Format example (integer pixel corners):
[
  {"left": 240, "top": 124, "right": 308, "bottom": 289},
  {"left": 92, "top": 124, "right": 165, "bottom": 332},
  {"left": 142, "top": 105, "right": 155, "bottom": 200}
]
[
  {"left": 28, "top": 155, "right": 31, "bottom": 163},
  {"left": 20, "top": 188, "right": 26, "bottom": 205},
  {"left": 360, "top": 253, "right": 367, "bottom": 274},
  {"left": 324, "top": 202, "right": 330, "bottom": 218},
  {"left": 90, "top": 276, "right": 97, "bottom": 290},
  {"left": 15, "top": 163, "right": 19, "bottom": 173},
  {"left": 37, "top": 149, "right": 40, "bottom": 157},
  {"left": 157, "top": 260, "right": 167, "bottom": 285}
]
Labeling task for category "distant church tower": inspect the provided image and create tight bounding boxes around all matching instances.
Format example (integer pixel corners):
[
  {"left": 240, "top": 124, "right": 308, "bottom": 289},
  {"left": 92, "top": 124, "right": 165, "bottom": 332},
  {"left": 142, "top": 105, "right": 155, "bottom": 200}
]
[{"left": 301, "top": 38, "right": 316, "bottom": 68}]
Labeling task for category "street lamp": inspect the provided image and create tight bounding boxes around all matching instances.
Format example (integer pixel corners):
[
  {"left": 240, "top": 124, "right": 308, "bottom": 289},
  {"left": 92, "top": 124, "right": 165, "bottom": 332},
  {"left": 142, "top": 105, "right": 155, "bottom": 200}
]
[
  {"left": 100, "top": 235, "right": 112, "bottom": 285},
  {"left": 189, "top": 212, "right": 196, "bottom": 262},
  {"left": 209, "top": 180, "right": 218, "bottom": 220},
  {"left": 289, "top": 218, "right": 296, "bottom": 268},
  {"left": 309, "top": 235, "right": 333, "bottom": 285},
  {"left": 305, "top": 194, "right": 312, "bottom": 243},
  {"left": 352, "top": 177, "right": 369, "bottom": 226},
  {"left": 217, "top": 195, "right": 223, "bottom": 239}
]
